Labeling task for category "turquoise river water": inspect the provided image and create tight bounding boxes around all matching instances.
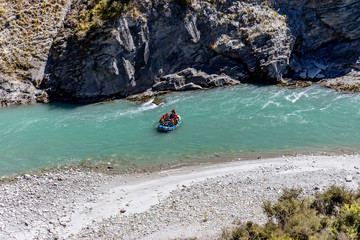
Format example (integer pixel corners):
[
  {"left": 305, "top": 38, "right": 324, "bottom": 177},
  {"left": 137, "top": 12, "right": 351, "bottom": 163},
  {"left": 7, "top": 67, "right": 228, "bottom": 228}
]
[{"left": 1, "top": 84, "right": 360, "bottom": 177}]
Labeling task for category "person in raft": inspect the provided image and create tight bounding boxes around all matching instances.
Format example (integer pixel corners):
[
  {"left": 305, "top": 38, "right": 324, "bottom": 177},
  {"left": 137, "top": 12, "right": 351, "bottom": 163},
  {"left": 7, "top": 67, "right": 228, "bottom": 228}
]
[
  {"left": 159, "top": 117, "right": 165, "bottom": 125},
  {"left": 168, "top": 118, "right": 174, "bottom": 127},
  {"left": 165, "top": 113, "right": 169, "bottom": 122},
  {"left": 170, "top": 108, "right": 176, "bottom": 119},
  {"left": 172, "top": 114, "right": 177, "bottom": 125}
]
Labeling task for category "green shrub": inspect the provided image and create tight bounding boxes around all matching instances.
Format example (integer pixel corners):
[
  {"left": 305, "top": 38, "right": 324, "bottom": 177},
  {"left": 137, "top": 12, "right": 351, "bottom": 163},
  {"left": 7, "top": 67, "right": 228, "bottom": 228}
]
[
  {"left": 221, "top": 186, "right": 360, "bottom": 240},
  {"left": 72, "top": 0, "right": 131, "bottom": 36},
  {"left": 92, "top": 0, "right": 130, "bottom": 21},
  {"left": 263, "top": 188, "right": 304, "bottom": 227},
  {"left": 313, "top": 185, "right": 356, "bottom": 216},
  {"left": 333, "top": 200, "right": 360, "bottom": 239}
]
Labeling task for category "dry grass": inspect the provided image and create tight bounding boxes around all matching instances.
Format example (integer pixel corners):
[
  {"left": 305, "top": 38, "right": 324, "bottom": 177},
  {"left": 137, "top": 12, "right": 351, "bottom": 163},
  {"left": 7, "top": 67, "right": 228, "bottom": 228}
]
[{"left": 0, "top": 0, "right": 67, "bottom": 79}]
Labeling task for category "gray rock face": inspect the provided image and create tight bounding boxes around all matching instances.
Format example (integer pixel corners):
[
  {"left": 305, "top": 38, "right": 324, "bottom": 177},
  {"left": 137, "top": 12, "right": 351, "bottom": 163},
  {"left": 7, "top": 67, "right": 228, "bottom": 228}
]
[
  {"left": 43, "top": 0, "right": 294, "bottom": 102},
  {"left": 0, "top": 0, "right": 73, "bottom": 107},
  {"left": 153, "top": 68, "right": 240, "bottom": 91},
  {"left": 1, "top": 0, "right": 358, "bottom": 105},
  {"left": 280, "top": 0, "right": 360, "bottom": 81},
  {"left": 0, "top": 77, "right": 48, "bottom": 108},
  {"left": 43, "top": 0, "right": 360, "bottom": 103}
]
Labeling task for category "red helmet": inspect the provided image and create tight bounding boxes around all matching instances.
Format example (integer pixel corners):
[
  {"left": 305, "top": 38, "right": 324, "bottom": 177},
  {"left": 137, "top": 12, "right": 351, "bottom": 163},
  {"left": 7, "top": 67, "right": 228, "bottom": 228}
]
[
  {"left": 166, "top": 113, "right": 169, "bottom": 115},
  {"left": 173, "top": 108, "right": 175, "bottom": 111}
]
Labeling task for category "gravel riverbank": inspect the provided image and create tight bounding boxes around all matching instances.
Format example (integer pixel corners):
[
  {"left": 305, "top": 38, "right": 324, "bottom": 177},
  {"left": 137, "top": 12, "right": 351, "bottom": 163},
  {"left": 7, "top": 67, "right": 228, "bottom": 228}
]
[{"left": 1, "top": 154, "right": 360, "bottom": 240}]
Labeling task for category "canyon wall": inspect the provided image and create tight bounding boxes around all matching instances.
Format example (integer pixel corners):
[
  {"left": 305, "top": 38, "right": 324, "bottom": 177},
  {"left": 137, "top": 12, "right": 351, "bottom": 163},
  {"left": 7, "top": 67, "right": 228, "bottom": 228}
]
[{"left": 1, "top": 0, "right": 359, "bottom": 105}]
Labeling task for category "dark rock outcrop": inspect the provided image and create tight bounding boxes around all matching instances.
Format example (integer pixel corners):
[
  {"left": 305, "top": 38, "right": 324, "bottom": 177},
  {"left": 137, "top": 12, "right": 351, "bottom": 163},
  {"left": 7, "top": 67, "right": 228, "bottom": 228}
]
[
  {"left": 1, "top": 0, "right": 360, "bottom": 106},
  {"left": 42, "top": 0, "right": 360, "bottom": 102},
  {"left": 43, "top": 0, "right": 294, "bottom": 102},
  {"left": 279, "top": 0, "right": 360, "bottom": 83}
]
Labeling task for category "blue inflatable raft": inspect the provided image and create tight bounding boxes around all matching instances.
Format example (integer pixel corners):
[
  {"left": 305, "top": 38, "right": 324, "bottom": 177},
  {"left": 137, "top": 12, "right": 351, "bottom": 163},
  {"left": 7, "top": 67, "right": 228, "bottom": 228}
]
[{"left": 158, "top": 115, "right": 182, "bottom": 132}]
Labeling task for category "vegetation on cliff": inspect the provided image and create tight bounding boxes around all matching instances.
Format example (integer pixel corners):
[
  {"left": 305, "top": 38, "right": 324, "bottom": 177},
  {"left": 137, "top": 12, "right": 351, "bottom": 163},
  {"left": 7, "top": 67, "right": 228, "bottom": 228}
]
[
  {"left": 0, "top": 0, "right": 68, "bottom": 82},
  {"left": 65, "top": 0, "right": 132, "bottom": 37},
  {"left": 221, "top": 186, "right": 360, "bottom": 240},
  {"left": 66, "top": 0, "right": 195, "bottom": 38},
  {"left": 66, "top": 0, "right": 227, "bottom": 38}
]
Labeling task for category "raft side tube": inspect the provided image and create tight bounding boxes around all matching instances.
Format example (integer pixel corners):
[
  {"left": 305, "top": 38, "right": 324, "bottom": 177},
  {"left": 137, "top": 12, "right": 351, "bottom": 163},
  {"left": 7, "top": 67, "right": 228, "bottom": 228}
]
[{"left": 157, "top": 115, "right": 182, "bottom": 132}]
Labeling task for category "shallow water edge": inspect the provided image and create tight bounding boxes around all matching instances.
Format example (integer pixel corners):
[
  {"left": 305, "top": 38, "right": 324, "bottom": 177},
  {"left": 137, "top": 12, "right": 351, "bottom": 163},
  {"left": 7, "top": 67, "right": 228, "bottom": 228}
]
[{"left": 2, "top": 149, "right": 359, "bottom": 182}]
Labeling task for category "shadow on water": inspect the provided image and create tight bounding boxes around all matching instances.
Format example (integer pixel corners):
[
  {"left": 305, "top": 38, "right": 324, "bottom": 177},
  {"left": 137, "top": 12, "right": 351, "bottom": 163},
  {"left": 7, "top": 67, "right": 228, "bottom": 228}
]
[{"left": 45, "top": 102, "right": 88, "bottom": 110}]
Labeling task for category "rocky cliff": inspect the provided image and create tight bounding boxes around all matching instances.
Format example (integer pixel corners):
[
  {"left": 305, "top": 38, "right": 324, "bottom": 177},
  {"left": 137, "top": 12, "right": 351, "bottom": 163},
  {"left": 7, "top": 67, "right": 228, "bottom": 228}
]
[
  {"left": 1, "top": 0, "right": 359, "bottom": 105},
  {"left": 0, "top": 0, "right": 73, "bottom": 106},
  {"left": 42, "top": 0, "right": 295, "bottom": 102}
]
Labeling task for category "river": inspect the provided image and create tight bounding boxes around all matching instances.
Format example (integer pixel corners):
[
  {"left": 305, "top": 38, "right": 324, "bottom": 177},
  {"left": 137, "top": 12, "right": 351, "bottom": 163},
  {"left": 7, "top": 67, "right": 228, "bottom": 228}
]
[{"left": 1, "top": 84, "right": 360, "bottom": 177}]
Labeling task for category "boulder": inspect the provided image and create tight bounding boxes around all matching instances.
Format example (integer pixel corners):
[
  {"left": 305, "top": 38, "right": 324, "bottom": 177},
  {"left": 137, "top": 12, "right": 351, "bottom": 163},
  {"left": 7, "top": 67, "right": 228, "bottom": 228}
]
[
  {"left": 345, "top": 175, "right": 353, "bottom": 182},
  {"left": 319, "top": 70, "right": 360, "bottom": 92},
  {"left": 0, "top": 77, "right": 48, "bottom": 108},
  {"left": 153, "top": 68, "right": 240, "bottom": 91},
  {"left": 308, "top": 68, "right": 322, "bottom": 79},
  {"left": 299, "top": 71, "right": 307, "bottom": 79}
]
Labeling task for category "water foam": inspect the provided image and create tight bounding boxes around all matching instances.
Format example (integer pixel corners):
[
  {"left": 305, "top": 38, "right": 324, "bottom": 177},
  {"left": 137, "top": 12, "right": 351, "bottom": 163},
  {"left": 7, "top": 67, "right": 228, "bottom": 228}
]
[
  {"left": 284, "top": 89, "right": 309, "bottom": 103},
  {"left": 261, "top": 100, "right": 281, "bottom": 109}
]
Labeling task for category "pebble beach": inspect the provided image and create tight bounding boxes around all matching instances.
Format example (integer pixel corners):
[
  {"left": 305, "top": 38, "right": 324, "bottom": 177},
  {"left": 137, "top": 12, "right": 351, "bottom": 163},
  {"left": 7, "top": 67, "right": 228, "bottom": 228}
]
[{"left": 1, "top": 154, "right": 360, "bottom": 240}]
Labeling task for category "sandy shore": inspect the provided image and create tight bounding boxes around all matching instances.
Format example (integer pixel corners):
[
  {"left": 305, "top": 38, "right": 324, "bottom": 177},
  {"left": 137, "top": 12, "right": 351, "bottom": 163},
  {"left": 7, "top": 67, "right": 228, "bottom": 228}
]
[{"left": 1, "top": 154, "right": 360, "bottom": 240}]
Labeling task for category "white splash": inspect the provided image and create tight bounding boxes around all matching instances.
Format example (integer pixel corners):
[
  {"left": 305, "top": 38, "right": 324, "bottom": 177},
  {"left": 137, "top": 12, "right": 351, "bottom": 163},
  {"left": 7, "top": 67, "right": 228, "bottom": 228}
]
[{"left": 284, "top": 90, "right": 309, "bottom": 103}]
